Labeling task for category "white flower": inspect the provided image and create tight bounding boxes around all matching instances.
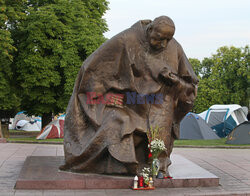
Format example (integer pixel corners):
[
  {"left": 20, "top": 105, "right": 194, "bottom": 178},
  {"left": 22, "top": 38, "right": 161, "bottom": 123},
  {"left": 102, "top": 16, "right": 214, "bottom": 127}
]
[
  {"left": 141, "top": 167, "right": 151, "bottom": 185},
  {"left": 150, "top": 139, "right": 166, "bottom": 152}
]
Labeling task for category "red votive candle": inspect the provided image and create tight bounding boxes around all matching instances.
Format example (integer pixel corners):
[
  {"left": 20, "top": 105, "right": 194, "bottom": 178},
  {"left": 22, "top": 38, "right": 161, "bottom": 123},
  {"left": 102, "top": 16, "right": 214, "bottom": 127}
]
[{"left": 139, "top": 176, "right": 144, "bottom": 187}]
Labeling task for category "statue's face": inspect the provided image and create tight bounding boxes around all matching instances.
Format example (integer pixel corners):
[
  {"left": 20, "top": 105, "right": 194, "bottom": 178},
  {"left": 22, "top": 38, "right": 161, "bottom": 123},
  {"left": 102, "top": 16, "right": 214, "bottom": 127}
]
[{"left": 147, "top": 24, "right": 175, "bottom": 51}]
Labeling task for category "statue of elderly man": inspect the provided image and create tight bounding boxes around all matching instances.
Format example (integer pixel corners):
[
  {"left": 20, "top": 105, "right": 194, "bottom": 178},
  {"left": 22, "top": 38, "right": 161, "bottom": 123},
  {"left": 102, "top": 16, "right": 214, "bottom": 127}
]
[{"left": 60, "top": 16, "right": 198, "bottom": 177}]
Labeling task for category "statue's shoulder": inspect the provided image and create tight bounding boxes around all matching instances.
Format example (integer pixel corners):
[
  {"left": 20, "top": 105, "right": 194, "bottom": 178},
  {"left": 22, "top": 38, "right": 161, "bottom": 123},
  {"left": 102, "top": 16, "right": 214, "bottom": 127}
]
[
  {"left": 80, "top": 21, "right": 147, "bottom": 70},
  {"left": 169, "top": 38, "right": 185, "bottom": 54},
  {"left": 120, "top": 20, "right": 149, "bottom": 46},
  {"left": 131, "top": 19, "right": 152, "bottom": 27},
  {"left": 108, "top": 26, "right": 143, "bottom": 48},
  {"left": 169, "top": 38, "right": 181, "bottom": 48},
  {"left": 98, "top": 20, "right": 148, "bottom": 50},
  {"left": 102, "top": 28, "right": 137, "bottom": 48}
]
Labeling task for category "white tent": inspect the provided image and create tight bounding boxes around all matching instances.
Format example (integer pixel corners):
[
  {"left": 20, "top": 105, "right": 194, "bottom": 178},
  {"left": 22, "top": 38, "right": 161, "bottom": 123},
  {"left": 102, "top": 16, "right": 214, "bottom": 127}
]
[
  {"left": 16, "top": 120, "right": 28, "bottom": 128},
  {"left": 16, "top": 119, "right": 41, "bottom": 132},
  {"left": 8, "top": 118, "right": 14, "bottom": 130},
  {"left": 36, "top": 119, "right": 64, "bottom": 139},
  {"left": 198, "top": 104, "right": 247, "bottom": 137},
  {"left": 11, "top": 111, "right": 31, "bottom": 130},
  {"left": 11, "top": 111, "right": 41, "bottom": 130}
]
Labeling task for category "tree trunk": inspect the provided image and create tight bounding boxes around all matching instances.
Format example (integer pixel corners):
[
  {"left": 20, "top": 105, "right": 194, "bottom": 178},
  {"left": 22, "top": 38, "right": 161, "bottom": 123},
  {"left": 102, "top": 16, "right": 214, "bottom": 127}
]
[
  {"left": 0, "top": 121, "right": 2, "bottom": 138},
  {"left": 42, "top": 112, "right": 52, "bottom": 129}
]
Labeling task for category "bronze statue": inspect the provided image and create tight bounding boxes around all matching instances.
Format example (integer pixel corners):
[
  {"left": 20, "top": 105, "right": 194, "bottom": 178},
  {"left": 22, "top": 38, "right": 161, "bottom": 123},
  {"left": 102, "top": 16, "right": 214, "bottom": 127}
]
[{"left": 60, "top": 16, "right": 198, "bottom": 177}]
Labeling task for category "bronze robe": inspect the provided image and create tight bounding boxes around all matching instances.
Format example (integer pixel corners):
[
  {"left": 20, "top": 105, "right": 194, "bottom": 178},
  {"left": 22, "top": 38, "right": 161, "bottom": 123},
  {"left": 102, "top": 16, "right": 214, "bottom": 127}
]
[{"left": 60, "top": 20, "right": 198, "bottom": 174}]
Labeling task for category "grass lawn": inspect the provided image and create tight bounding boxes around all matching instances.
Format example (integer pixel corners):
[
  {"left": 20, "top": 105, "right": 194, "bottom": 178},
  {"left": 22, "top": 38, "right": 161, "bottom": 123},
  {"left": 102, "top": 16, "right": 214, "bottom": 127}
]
[
  {"left": 5, "top": 136, "right": 250, "bottom": 147},
  {"left": 9, "top": 130, "right": 39, "bottom": 135},
  {"left": 7, "top": 137, "right": 63, "bottom": 143},
  {"left": 7, "top": 129, "right": 63, "bottom": 143},
  {"left": 174, "top": 138, "right": 250, "bottom": 147},
  {"left": 9, "top": 130, "right": 35, "bottom": 133}
]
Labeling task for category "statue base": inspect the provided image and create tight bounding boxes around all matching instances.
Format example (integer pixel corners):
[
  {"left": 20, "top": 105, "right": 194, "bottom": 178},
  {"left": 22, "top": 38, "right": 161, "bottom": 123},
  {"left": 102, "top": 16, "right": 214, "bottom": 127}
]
[{"left": 15, "top": 155, "right": 219, "bottom": 189}]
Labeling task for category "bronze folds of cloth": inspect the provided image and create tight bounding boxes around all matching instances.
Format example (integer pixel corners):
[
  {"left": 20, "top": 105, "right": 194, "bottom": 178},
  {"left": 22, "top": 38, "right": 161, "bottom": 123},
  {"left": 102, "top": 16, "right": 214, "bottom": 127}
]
[{"left": 60, "top": 16, "right": 198, "bottom": 177}]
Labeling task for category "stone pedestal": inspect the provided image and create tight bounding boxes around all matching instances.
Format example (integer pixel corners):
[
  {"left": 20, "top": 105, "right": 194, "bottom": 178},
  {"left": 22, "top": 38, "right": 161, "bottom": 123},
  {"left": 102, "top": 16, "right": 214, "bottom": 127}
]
[{"left": 15, "top": 155, "right": 219, "bottom": 189}]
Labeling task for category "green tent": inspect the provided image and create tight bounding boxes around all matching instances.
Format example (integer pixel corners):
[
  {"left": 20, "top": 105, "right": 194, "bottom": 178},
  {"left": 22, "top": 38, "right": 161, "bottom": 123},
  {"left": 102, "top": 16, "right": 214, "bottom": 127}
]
[{"left": 226, "top": 121, "right": 250, "bottom": 144}]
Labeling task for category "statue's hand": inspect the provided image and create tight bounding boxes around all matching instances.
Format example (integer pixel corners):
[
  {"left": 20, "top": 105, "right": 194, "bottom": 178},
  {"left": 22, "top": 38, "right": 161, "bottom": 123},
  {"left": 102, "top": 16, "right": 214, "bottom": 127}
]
[
  {"left": 178, "top": 83, "right": 195, "bottom": 104},
  {"left": 159, "top": 68, "right": 180, "bottom": 85},
  {"left": 168, "top": 73, "right": 180, "bottom": 84}
]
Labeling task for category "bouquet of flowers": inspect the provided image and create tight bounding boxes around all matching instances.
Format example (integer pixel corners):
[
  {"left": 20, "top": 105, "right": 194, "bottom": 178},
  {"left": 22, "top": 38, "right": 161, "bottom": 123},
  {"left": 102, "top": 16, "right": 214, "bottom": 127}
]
[
  {"left": 141, "top": 167, "right": 151, "bottom": 186},
  {"left": 147, "top": 126, "right": 166, "bottom": 177},
  {"left": 150, "top": 138, "right": 166, "bottom": 158}
]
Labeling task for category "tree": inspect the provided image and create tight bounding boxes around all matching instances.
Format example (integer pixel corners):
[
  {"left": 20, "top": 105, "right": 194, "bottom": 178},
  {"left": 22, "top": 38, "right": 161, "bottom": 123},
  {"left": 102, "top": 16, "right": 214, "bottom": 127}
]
[
  {"left": 0, "top": 0, "right": 25, "bottom": 118},
  {"left": 192, "top": 46, "right": 249, "bottom": 113},
  {"left": 15, "top": 0, "right": 108, "bottom": 127},
  {"left": 189, "top": 58, "right": 202, "bottom": 77}
]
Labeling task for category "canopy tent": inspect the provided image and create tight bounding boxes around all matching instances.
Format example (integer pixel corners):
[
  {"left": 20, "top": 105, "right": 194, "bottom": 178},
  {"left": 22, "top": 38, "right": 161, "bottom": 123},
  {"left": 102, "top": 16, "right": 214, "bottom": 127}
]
[
  {"left": 226, "top": 121, "right": 250, "bottom": 144},
  {"left": 36, "top": 119, "right": 64, "bottom": 139},
  {"left": 198, "top": 104, "right": 247, "bottom": 138},
  {"left": 180, "top": 113, "right": 220, "bottom": 140}
]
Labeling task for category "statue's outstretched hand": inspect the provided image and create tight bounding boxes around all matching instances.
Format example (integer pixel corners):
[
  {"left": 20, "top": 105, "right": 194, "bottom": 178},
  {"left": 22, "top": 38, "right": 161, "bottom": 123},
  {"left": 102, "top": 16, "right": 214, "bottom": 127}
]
[{"left": 159, "top": 68, "right": 180, "bottom": 85}]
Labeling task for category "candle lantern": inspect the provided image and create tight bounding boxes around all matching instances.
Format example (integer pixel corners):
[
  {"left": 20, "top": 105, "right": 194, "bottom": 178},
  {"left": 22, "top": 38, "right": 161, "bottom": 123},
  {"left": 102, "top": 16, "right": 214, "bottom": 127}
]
[
  {"left": 133, "top": 175, "right": 138, "bottom": 189},
  {"left": 148, "top": 177, "right": 154, "bottom": 188},
  {"left": 138, "top": 176, "right": 144, "bottom": 188}
]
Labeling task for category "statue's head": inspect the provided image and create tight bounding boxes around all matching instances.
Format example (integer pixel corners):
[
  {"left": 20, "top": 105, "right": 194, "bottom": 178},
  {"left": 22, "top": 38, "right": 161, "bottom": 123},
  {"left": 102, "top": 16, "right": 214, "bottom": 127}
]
[{"left": 146, "top": 16, "right": 175, "bottom": 51}]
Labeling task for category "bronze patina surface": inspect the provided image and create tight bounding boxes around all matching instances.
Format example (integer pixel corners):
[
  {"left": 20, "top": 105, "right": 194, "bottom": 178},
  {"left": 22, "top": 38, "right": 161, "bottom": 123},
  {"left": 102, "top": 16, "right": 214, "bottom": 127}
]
[{"left": 60, "top": 16, "right": 198, "bottom": 177}]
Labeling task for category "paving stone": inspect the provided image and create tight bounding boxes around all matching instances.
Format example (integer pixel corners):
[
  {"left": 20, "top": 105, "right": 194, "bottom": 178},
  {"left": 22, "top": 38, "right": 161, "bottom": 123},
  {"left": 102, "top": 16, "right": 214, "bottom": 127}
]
[
  {"left": 0, "top": 190, "right": 15, "bottom": 196},
  {"left": 75, "top": 190, "right": 107, "bottom": 196},
  {"left": 15, "top": 190, "right": 43, "bottom": 196},
  {"left": 43, "top": 190, "right": 75, "bottom": 196},
  {"left": 0, "top": 144, "right": 248, "bottom": 195}
]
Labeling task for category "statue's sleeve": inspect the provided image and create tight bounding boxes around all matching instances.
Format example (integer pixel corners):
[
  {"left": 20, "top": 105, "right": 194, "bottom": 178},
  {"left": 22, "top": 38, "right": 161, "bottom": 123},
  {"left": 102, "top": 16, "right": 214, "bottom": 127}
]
[
  {"left": 173, "top": 44, "right": 199, "bottom": 138},
  {"left": 73, "top": 34, "right": 135, "bottom": 126},
  {"left": 178, "top": 47, "right": 199, "bottom": 85}
]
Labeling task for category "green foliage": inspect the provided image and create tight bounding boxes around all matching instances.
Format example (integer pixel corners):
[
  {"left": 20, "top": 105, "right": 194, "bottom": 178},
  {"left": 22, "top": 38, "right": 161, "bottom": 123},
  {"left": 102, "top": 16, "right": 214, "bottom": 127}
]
[
  {"left": 191, "top": 46, "right": 249, "bottom": 113},
  {"left": 147, "top": 125, "right": 163, "bottom": 142},
  {"left": 189, "top": 58, "right": 202, "bottom": 77},
  {"left": 13, "top": 0, "right": 108, "bottom": 116},
  {"left": 0, "top": 0, "right": 25, "bottom": 115}
]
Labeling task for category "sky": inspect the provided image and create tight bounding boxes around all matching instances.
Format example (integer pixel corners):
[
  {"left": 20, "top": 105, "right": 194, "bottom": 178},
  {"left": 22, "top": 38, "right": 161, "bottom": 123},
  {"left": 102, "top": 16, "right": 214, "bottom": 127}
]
[{"left": 103, "top": 0, "right": 250, "bottom": 60}]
